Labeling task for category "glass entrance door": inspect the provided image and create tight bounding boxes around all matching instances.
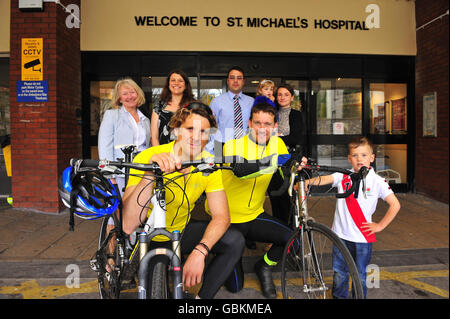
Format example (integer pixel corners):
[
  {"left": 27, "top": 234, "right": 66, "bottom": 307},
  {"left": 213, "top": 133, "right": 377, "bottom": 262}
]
[
  {"left": 88, "top": 80, "right": 115, "bottom": 159},
  {"left": 199, "top": 77, "right": 225, "bottom": 106},
  {"left": 369, "top": 82, "right": 409, "bottom": 190},
  {"left": 309, "top": 78, "right": 362, "bottom": 169}
]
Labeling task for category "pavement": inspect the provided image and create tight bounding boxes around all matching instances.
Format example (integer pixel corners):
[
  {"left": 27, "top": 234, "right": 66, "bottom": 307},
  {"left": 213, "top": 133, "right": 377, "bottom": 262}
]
[{"left": 0, "top": 193, "right": 448, "bottom": 299}]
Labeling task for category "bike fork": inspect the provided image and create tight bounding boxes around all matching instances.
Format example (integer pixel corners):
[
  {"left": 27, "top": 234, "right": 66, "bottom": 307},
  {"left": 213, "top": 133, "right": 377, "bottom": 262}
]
[
  {"left": 298, "top": 176, "right": 309, "bottom": 220},
  {"left": 136, "top": 173, "right": 184, "bottom": 299},
  {"left": 303, "top": 229, "right": 327, "bottom": 294},
  {"left": 137, "top": 230, "right": 183, "bottom": 299}
]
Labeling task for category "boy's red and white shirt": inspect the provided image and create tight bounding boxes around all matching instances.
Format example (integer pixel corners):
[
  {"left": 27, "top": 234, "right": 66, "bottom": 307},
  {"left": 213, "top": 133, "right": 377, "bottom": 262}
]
[{"left": 331, "top": 168, "right": 394, "bottom": 243}]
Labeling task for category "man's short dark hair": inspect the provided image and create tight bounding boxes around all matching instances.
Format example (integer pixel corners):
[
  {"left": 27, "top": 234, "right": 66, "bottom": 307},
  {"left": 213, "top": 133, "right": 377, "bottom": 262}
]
[
  {"left": 227, "top": 66, "right": 245, "bottom": 78},
  {"left": 250, "top": 102, "right": 277, "bottom": 122}
]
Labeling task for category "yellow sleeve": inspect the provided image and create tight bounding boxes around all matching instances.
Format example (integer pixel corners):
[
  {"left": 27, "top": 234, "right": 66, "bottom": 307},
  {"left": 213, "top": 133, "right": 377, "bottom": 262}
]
[{"left": 205, "top": 168, "right": 224, "bottom": 193}]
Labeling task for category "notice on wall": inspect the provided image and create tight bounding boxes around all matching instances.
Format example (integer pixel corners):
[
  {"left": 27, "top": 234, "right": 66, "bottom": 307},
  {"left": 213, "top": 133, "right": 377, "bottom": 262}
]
[
  {"left": 333, "top": 122, "right": 345, "bottom": 135},
  {"left": 16, "top": 81, "right": 48, "bottom": 102},
  {"left": 21, "top": 38, "right": 43, "bottom": 81},
  {"left": 423, "top": 92, "right": 437, "bottom": 137},
  {"left": 391, "top": 97, "right": 407, "bottom": 132}
]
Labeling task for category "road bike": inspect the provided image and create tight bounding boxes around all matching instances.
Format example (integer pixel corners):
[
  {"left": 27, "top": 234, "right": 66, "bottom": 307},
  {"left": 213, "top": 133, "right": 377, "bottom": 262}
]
[{"left": 279, "top": 155, "right": 367, "bottom": 299}]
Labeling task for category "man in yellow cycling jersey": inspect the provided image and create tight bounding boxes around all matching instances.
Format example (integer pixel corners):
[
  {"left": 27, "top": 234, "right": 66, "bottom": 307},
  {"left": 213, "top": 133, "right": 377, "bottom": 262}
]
[
  {"left": 216, "top": 102, "right": 306, "bottom": 299},
  {"left": 122, "top": 102, "right": 245, "bottom": 299}
]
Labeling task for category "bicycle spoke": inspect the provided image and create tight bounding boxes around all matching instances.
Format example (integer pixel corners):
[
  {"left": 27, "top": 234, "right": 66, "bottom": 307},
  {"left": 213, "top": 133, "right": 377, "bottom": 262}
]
[
  {"left": 96, "top": 217, "right": 125, "bottom": 299},
  {"left": 281, "top": 221, "right": 364, "bottom": 299}
]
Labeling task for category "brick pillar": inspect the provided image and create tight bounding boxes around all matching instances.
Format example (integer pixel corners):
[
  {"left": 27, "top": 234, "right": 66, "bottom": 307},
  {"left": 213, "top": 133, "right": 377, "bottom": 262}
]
[
  {"left": 9, "top": 0, "right": 82, "bottom": 213},
  {"left": 415, "top": 0, "right": 449, "bottom": 204}
]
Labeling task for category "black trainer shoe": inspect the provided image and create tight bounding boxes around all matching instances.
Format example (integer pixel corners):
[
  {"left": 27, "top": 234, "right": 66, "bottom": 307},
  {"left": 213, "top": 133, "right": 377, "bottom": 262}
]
[{"left": 254, "top": 259, "right": 277, "bottom": 299}]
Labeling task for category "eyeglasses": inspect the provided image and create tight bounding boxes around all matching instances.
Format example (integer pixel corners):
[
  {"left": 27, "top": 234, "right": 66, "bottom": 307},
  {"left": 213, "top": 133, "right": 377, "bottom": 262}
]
[{"left": 228, "top": 76, "right": 244, "bottom": 81}]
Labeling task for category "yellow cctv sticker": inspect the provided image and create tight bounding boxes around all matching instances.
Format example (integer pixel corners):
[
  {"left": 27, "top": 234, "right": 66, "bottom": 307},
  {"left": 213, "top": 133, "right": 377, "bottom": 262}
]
[{"left": 21, "top": 38, "right": 43, "bottom": 81}]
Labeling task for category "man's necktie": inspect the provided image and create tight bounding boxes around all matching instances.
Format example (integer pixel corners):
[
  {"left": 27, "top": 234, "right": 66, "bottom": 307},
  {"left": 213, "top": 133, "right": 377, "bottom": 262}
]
[{"left": 233, "top": 94, "right": 244, "bottom": 138}]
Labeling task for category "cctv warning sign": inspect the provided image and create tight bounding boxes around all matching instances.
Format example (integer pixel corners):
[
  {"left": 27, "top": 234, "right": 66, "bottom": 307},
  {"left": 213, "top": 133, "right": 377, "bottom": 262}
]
[{"left": 21, "top": 38, "right": 43, "bottom": 81}]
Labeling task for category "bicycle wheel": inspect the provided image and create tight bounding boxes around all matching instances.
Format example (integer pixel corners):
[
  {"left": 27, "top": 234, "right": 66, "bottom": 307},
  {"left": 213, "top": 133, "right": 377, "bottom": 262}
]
[
  {"left": 281, "top": 220, "right": 364, "bottom": 299},
  {"left": 149, "top": 261, "right": 169, "bottom": 299},
  {"left": 96, "top": 216, "right": 121, "bottom": 299}
]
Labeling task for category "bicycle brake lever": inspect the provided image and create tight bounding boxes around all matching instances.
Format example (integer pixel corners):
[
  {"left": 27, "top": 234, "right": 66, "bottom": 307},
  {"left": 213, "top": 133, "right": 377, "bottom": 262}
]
[
  {"left": 362, "top": 178, "right": 367, "bottom": 199},
  {"left": 359, "top": 166, "right": 370, "bottom": 199},
  {"left": 359, "top": 166, "right": 370, "bottom": 178},
  {"left": 99, "top": 165, "right": 123, "bottom": 179},
  {"left": 191, "top": 162, "right": 217, "bottom": 176},
  {"left": 99, "top": 165, "right": 120, "bottom": 174},
  {"left": 287, "top": 170, "right": 296, "bottom": 197},
  {"left": 73, "top": 159, "right": 104, "bottom": 174}
]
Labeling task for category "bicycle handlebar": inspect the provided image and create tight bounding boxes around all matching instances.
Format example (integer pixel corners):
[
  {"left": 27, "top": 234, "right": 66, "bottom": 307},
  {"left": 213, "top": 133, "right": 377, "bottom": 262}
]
[
  {"left": 70, "top": 155, "right": 282, "bottom": 177},
  {"left": 271, "top": 148, "right": 370, "bottom": 199},
  {"left": 70, "top": 154, "right": 369, "bottom": 199},
  {"left": 71, "top": 158, "right": 160, "bottom": 171},
  {"left": 69, "top": 158, "right": 218, "bottom": 175},
  {"left": 303, "top": 164, "right": 353, "bottom": 176},
  {"left": 301, "top": 164, "right": 370, "bottom": 198}
]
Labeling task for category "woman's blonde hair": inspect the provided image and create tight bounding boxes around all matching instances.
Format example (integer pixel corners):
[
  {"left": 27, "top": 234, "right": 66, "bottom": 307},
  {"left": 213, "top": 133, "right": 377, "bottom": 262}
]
[{"left": 112, "top": 78, "right": 146, "bottom": 109}]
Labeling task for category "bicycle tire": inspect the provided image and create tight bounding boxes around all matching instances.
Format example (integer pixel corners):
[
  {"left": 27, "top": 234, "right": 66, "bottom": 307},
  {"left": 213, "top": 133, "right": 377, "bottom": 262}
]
[
  {"left": 149, "top": 261, "right": 169, "bottom": 299},
  {"left": 281, "top": 220, "right": 364, "bottom": 299},
  {"left": 97, "top": 216, "right": 121, "bottom": 299}
]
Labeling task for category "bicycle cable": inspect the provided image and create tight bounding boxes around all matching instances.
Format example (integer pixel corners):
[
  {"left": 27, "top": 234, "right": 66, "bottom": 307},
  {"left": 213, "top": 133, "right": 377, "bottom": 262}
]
[
  {"left": 117, "top": 161, "right": 229, "bottom": 261},
  {"left": 131, "top": 168, "right": 194, "bottom": 253}
]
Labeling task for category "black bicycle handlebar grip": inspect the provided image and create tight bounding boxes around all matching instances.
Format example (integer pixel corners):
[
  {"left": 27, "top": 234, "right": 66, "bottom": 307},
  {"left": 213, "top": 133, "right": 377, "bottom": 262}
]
[
  {"left": 227, "top": 154, "right": 277, "bottom": 178},
  {"left": 230, "top": 162, "right": 261, "bottom": 178},
  {"left": 70, "top": 158, "right": 100, "bottom": 168},
  {"left": 328, "top": 167, "right": 353, "bottom": 175}
]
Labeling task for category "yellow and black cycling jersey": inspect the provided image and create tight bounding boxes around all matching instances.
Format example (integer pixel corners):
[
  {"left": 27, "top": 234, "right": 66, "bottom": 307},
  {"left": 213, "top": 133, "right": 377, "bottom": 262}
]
[
  {"left": 208, "top": 134, "right": 289, "bottom": 224},
  {"left": 126, "top": 141, "right": 224, "bottom": 241}
]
